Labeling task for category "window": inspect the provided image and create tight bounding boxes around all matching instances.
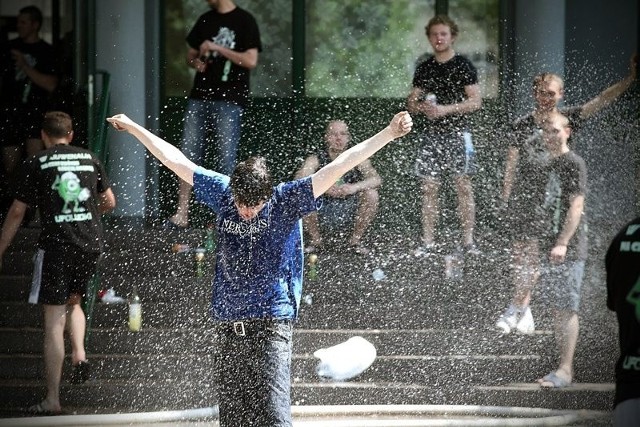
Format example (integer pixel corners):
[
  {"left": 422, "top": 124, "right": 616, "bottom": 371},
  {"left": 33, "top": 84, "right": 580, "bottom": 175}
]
[
  {"left": 448, "top": 0, "right": 500, "bottom": 98},
  {"left": 305, "top": 1, "right": 436, "bottom": 98},
  {"left": 163, "top": 0, "right": 500, "bottom": 99}
]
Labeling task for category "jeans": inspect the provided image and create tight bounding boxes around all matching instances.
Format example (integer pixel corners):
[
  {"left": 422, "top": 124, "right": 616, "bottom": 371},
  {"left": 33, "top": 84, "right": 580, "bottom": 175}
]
[
  {"left": 212, "top": 320, "right": 293, "bottom": 427},
  {"left": 181, "top": 98, "right": 243, "bottom": 175}
]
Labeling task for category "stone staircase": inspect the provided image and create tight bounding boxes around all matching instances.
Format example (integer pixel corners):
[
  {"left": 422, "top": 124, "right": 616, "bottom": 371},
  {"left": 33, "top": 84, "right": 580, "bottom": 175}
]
[{"left": 0, "top": 224, "right": 618, "bottom": 418}]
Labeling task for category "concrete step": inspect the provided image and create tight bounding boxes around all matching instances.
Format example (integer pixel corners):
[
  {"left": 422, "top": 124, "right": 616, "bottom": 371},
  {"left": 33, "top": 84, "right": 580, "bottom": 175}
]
[
  {"left": 0, "top": 379, "right": 615, "bottom": 413},
  {"left": 0, "top": 298, "right": 540, "bottom": 331},
  {"left": 0, "top": 352, "right": 549, "bottom": 384},
  {"left": 0, "top": 328, "right": 556, "bottom": 356}
]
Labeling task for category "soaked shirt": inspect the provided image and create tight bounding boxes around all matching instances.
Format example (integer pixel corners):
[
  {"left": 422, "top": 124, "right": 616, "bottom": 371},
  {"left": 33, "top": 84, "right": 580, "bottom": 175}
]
[
  {"left": 193, "top": 169, "right": 317, "bottom": 321},
  {"left": 606, "top": 217, "right": 640, "bottom": 407},
  {"left": 539, "top": 151, "right": 588, "bottom": 261},
  {"left": 509, "top": 107, "right": 584, "bottom": 214}
]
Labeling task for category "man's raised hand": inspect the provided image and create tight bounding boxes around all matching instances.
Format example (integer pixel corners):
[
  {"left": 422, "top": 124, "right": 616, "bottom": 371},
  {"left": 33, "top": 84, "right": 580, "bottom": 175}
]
[
  {"left": 106, "top": 114, "right": 136, "bottom": 132},
  {"left": 390, "top": 112, "right": 413, "bottom": 139}
]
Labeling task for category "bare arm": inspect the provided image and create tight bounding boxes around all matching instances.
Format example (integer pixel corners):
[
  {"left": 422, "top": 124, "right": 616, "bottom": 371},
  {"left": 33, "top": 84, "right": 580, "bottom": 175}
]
[
  {"left": 107, "top": 114, "right": 197, "bottom": 185},
  {"left": 437, "top": 84, "right": 482, "bottom": 116},
  {"left": 501, "top": 146, "right": 519, "bottom": 203},
  {"left": 549, "top": 194, "right": 585, "bottom": 263},
  {"left": 200, "top": 41, "right": 259, "bottom": 70},
  {"left": 294, "top": 155, "right": 320, "bottom": 180},
  {"left": 407, "top": 85, "right": 481, "bottom": 120},
  {"left": 0, "top": 200, "right": 28, "bottom": 271},
  {"left": 11, "top": 50, "right": 58, "bottom": 93},
  {"left": 186, "top": 48, "right": 207, "bottom": 73},
  {"left": 407, "top": 87, "right": 425, "bottom": 114},
  {"left": 351, "top": 159, "right": 382, "bottom": 192},
  {"left": 98, "top": 188, "right": 116, "bottom": 214},
  {"left": 311, "top": 112, "right": 412, "bottom": 199},
  {"left": 580, "top": 54, "right": 637, "bottom": 119}
]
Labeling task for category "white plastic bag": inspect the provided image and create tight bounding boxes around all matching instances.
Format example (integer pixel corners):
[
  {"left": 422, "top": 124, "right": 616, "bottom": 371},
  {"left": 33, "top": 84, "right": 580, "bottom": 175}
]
[{"left": 314, "top": 336, "right": 377, "bottom": 381}]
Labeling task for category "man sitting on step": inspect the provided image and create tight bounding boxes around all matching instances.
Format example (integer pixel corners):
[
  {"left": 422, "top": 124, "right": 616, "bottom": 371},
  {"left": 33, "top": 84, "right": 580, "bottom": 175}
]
[{"left": 295, "top": 119, "right": 382, "bottom": 255}]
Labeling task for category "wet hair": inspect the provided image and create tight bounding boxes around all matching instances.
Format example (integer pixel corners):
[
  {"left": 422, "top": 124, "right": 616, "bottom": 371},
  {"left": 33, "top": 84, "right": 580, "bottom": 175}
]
[
  {"left": 533, "top": 72, "right": 564, "bottom": 91},
  {"left": 545, "top": 112, "right": 570, "bottom": 128},
  {"left": 19, "top": 6, "right": 43, "bottom": 30},
  {"left": 425, "top": 15, "right": 459, "bottom": 37},
  {"left": 230, "top": 156, "right": 273, "bottom": 207},
  {"left": 42, "top": 111, "right": 73, "bottom": 138}
]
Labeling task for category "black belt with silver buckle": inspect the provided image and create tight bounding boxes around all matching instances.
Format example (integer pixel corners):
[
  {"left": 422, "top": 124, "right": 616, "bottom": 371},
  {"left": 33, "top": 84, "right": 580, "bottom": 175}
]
[{"left": 216, "top": 318, "right": 292, "bottom": 337}]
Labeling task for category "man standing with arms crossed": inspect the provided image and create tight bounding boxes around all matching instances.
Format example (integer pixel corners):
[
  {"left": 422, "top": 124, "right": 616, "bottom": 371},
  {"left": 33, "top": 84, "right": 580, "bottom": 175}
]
[{"left": 166, "top": 0, "right": 261, "bottom": 229}]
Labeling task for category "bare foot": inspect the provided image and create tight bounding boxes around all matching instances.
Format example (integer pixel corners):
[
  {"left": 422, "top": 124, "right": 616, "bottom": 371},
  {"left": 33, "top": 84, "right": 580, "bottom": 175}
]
[{"left": 28, "top": 399, "right": 62, "bottom": 414}]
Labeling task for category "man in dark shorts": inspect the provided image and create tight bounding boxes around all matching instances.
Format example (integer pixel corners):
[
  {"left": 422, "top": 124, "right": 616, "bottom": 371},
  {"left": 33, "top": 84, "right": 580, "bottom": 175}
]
[
  {"left": 531, "top": 113, "right": 587, "bottom": 388},
  {"left": 0, "top": 5, "right": 58, "bottom": 178},
  {"left": 295, "top": 119, "right": 382, "bottom": 255},
  {"left": 0, "top": 111, "right": 116, "bottom": 414},
  {"left": 606, "top": 218, "right": 640, "bottom": 425},
  {"left": 496, "top": 55, "right": 637, "bottom": 334},
  {"left": 407, "top": 15, "right": 482, "bottom": 257}
]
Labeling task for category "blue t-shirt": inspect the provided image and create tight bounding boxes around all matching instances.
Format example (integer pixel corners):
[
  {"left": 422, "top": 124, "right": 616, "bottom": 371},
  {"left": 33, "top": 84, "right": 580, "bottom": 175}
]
[{"left": 193, "top": 168, "right": 318, "bottom": 321}]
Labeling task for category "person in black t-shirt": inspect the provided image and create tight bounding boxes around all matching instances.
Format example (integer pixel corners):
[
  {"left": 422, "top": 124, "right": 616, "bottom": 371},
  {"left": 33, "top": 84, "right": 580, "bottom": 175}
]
[
  {"left": 165, "top": 0, "right": 261, "bottom": 230},
  {"left": 407, "top": 15, "right": 482, "bottom": 257},
  {"left": 0, "top": 5, "right": 58, "bottom": 178},
  {"left": 496, "top": 55, "right": 637, "bottom": 335},
  {"left": 295, "top": 120, "right": 382, "bottom": 255},
  {"left": 606, "top": 218, "right": 640, "bottom": 426},
  {"left": 0, "top": 112, "right": 116, "bottom": 415}
]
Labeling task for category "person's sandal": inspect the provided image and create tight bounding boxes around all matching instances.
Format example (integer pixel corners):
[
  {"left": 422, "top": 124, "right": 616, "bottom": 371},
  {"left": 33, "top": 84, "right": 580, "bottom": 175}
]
[{"left": 69, "top": 360, "right": 92, "bottom": 384}]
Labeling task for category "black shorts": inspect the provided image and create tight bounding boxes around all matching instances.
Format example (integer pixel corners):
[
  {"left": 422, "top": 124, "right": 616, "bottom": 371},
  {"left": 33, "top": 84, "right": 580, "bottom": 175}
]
[
  {"left": 415, "top": 131, "right": 477, "bottom": 179},
  {"left": 0, "top": 106, "right": 45, "bottom": 147},
  {"left": 29, "top": 246, "right": 100, "bottom": 305}
]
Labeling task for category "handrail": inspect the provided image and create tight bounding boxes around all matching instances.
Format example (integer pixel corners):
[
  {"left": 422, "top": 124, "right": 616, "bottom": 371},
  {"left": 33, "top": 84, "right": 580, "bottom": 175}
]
[
  {"left": 88, "top": 70, "right": 111, "bottom": 166},
  {"left": 83, "top": 70, "right": 111, "bottom": 345}
]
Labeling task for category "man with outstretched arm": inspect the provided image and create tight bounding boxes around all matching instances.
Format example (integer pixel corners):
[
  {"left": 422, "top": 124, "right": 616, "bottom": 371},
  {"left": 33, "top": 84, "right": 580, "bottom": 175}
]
[{"left": 107, "top": 111, "right": 412, "bottom": 427}]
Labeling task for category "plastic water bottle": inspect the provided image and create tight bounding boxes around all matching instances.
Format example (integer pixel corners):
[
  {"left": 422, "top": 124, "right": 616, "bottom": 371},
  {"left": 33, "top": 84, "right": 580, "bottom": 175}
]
[
  {"left": 307, "top": 254, "right": 318, "bottom": 281},
  {"left": 128, "top": 286, "right": 142, "bottom": 332},
  {"left": 204, "top": 225, "right": 216, "bottom": 253},
  {"left": 195, "top": 248, "right": 206, "bottom": 277}
]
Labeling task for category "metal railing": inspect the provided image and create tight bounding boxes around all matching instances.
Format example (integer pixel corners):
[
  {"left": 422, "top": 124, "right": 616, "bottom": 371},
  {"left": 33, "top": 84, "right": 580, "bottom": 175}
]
[{"left": 84, "top": 70, "right": 112, "bottom": 344}]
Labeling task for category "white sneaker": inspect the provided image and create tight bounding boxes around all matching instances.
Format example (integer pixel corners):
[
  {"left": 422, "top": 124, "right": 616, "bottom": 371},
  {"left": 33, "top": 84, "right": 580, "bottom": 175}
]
[
  {"left": 495, "top": 306, "right": 519, "bottom": 334},
  {"left": 515, "top": 307, "right": 535, "bottom": 334}
]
